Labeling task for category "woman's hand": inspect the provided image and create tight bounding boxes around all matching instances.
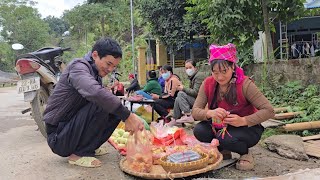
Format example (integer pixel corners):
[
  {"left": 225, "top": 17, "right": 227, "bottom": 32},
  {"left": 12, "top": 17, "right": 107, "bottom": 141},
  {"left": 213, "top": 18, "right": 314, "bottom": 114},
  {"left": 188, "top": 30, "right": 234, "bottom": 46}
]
[
  {"left": 224, "top": 114, "right": 248, "bottom": 127},
  {"left": 177, "top": 84, "right": 184, "bottom": 91},
  {"left": 206, "top": 108, "right": 229, "bottom": 120}
]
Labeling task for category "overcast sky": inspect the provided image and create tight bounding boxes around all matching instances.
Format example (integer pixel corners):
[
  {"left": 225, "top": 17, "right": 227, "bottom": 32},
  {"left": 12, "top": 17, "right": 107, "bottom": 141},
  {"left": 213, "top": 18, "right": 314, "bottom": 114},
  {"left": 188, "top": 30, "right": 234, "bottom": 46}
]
[{"left": 34, "top": 0, "right": 86, "bottom": 18}]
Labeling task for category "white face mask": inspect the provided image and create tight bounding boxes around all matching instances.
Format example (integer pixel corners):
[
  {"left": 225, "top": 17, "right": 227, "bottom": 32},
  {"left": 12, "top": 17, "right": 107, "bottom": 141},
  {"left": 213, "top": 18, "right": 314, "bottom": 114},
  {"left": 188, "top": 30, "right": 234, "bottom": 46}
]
[{"left": 186, "top": 69, "right": 195, "bottom": 76}]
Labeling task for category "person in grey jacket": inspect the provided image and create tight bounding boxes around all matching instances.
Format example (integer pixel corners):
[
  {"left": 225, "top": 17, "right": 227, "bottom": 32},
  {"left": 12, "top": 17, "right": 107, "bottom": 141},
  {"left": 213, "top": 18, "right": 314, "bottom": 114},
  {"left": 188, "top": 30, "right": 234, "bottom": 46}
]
[
  {"left": 43, "top": 37, "right": 144, "bottom": 168},
  {"left": 170, "top": 59, "right": 206, "bottom": 124}
]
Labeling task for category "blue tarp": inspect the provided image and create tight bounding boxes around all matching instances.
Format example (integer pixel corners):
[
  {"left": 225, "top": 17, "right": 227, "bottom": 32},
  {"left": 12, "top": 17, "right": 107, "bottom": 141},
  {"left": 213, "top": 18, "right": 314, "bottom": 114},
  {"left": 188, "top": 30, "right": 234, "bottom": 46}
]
[{"left": 304, "top": 0, "right": 320, "bottom": 9}]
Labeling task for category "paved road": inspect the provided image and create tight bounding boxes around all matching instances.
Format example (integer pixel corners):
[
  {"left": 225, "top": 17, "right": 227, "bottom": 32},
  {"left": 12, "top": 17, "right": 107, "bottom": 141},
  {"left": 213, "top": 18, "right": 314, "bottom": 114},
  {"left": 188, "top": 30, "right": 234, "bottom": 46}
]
[{"left": 0, "top": 87, "right": 132, "bottom": 180}]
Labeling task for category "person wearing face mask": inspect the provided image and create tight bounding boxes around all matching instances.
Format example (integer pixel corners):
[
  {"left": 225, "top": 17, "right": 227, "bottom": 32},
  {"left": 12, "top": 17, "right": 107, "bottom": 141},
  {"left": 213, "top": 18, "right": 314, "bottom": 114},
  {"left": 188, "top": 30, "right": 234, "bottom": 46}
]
[
  {"left": 151, "top": 64, "right": 182, "bottom": 123},
  {"left": 135, "top": 70, "right": 162, "bottom": 99},
  {"left": 169, "top": 59, "right": 206, "bottom": 125},
  {"left": 157, "top": 66, "right": 165, "bottom": 92},
  {"left": 192, "top": 43, "right": 274, "bottom": 171}
]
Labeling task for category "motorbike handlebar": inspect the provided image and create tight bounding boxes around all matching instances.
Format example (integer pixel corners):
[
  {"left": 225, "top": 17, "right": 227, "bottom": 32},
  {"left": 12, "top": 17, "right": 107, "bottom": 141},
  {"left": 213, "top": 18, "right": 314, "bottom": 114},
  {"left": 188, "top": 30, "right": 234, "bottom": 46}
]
[{"left": 61, "top": 47, "right": 71, "bottom": 51}]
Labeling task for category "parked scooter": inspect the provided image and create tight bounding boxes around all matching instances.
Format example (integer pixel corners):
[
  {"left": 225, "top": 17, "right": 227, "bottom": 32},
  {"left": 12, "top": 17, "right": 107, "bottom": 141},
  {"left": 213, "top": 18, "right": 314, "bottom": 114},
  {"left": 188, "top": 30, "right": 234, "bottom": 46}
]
[{"left": 13, "top": 40, "right": 71, "bottom": 138}]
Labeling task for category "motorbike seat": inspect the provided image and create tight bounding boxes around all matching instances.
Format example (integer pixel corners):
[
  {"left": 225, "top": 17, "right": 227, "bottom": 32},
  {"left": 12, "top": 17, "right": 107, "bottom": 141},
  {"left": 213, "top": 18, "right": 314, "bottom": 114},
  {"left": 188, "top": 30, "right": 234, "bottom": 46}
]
[{"left": 31, "top": 47, "right": 63, "bottom": 61}]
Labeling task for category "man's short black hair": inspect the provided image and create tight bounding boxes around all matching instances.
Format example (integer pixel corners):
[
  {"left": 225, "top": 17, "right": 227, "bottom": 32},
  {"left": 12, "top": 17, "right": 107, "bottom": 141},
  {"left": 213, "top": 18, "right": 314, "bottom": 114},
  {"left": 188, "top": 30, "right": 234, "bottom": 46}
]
[
  {"left": 148, "top": 70, "right": 157, "bottom": 79},
  {"left": 92, "top": 37, "right": 122, "bottom": 59}
]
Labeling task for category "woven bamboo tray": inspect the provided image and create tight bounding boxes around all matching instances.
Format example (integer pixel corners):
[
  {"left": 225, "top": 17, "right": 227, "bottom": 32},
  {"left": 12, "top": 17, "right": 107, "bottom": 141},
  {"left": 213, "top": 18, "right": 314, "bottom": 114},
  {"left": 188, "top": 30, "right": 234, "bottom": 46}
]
[
  {"left": 159, "top": 152, "right": 209, "bottom": 173},
  {"left": 119, "top": 152, "right": 223, "bottom": 179}
]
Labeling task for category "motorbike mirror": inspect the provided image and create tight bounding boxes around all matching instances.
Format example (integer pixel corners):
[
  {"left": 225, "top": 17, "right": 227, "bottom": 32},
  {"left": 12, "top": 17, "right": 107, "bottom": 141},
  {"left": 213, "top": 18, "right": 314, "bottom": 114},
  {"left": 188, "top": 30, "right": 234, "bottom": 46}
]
[{"left": 12, "top": 43, "right": 24, "bottom": 50}]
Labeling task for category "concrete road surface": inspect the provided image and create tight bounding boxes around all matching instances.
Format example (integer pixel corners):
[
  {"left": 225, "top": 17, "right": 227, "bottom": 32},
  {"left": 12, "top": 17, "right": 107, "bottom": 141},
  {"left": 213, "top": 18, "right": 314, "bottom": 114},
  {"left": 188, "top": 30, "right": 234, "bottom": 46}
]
[{"left": 0, "top": 87, "right": 133, "bottom": 180}]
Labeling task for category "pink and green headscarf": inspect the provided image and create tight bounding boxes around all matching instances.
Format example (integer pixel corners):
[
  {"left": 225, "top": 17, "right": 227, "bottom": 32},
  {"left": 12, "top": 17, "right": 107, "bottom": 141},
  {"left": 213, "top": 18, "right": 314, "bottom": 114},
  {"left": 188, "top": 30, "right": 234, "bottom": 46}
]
[{"left": 209, "top": 43, "right": 245, "bottom": 84}]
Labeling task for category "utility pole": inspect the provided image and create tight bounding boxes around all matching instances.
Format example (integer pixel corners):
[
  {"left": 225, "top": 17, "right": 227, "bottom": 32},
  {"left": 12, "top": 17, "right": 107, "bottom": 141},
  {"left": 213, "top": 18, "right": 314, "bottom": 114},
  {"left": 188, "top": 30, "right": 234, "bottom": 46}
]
[{"left": 130, "top": 0, "right": 135, "bottom": 74}]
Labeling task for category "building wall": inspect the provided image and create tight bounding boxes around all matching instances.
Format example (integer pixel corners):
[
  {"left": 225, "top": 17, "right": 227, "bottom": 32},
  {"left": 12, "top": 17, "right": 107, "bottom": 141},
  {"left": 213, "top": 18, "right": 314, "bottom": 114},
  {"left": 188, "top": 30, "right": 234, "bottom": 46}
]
[{"left": 244, "top": 57, "right": 320, "bottom": 85}]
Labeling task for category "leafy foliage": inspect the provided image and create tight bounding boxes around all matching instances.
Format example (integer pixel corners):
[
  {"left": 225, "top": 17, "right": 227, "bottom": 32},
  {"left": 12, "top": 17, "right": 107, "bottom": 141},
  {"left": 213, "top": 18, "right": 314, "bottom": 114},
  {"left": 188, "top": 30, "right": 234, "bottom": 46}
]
[
  {"left": 138, "top": 0, "right": 206, "bottom": 53},
  {"left": 263, "top": 81, "right": 320, "bottom": 124},
  {"left": 0, "top": 42, "right": 14, "bottom": 71},
  {"left": 63, "top": 1, "right": 132, "bottom": 43},
  {"left": 44, "top": 16, "right": 69, "bottom": 37},
  {"left": 0, "top": 4, "right": 49, "bottom": 51},
  {"left": 0, "top": 1, "right": 49, "bottom": 71},
  {"left": 185, "top": 0, "right": 304, "bottom": 65}
]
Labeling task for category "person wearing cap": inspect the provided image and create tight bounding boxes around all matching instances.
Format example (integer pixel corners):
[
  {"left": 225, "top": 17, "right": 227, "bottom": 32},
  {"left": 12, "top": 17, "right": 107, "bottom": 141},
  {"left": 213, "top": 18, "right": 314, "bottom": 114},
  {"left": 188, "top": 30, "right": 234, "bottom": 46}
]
[
  {"left": 192, "top": 43, "right": 274, "bottom": 171},
  {"left": 171, "top": 59, "right": 206, "bottom": 124},
  {"left": 136, "top": 70, "right": 162, "bottom": 99},
  {"left": 126, "top": 73, "right": 140, "bottom": 95},
  {"left": 43, "top": 37, "right": 144, "bottom": 168}
]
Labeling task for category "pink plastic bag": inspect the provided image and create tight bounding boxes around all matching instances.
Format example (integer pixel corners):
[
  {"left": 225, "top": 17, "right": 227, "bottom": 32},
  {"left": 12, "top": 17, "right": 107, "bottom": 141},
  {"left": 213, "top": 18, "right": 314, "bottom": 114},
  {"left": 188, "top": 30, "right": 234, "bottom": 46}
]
[
  {"left": 180, "top": 134, "right": 220, "bottom": 164},
  {"left": 126, "top": 130, "right": 153, "bottom": 173}
]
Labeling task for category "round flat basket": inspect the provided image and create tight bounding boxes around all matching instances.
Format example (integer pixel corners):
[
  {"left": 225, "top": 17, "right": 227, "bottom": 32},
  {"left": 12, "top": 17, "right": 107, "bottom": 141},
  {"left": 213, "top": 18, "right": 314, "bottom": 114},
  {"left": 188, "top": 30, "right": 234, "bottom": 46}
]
[
  {"left": 159, "top": 152, "right": 209, "bottom": 173},
  {"left": 119, "top": 152, "right": 223, "bottom": 179}
]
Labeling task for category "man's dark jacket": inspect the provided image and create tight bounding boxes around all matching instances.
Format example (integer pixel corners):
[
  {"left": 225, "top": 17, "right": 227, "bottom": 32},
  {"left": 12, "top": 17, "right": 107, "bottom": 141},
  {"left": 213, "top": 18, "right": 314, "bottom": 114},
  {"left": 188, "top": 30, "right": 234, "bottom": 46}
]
[{"left": 43, "top": 53, "right": 130, "bottom": 126}]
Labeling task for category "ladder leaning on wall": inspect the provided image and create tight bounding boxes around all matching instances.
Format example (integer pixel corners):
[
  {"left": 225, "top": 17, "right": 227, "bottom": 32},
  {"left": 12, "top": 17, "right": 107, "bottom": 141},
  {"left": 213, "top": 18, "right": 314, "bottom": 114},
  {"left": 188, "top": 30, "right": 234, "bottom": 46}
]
[{"left": 279, "top": 21, "right": 289, "bottom": 60}]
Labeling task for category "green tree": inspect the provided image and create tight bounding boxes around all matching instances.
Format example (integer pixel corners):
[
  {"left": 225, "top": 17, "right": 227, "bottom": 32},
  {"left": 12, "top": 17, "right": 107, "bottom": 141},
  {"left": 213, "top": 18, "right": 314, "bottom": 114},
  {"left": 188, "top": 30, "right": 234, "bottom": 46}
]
[
  {"left": 0, "top": 42, "right": 14, "bottom": 71},
  {"left": 186, "top": 0, "right": 304, "bottom": 62},
  {"left": 0, "top": 4, "right": 49, "bottom": 52},
  {"left": 44, "top": 16, "right": 69, "bottom": 37},
  {"left": 63, "top": 0, "right": 139, "bottom": 76},
  {"left": 63, "top": 1, "right": 131, "bottom": 42},
  {"left": 138, "top": 0, "right": 206, "bottom": 55}
]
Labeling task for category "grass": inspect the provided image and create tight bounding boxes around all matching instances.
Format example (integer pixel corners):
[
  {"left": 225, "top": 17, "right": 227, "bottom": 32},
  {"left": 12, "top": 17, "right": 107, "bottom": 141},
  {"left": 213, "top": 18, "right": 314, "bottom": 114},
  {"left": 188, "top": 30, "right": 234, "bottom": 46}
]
[{"left": 261, "top": 128, "right": 284, "bottom": 141}]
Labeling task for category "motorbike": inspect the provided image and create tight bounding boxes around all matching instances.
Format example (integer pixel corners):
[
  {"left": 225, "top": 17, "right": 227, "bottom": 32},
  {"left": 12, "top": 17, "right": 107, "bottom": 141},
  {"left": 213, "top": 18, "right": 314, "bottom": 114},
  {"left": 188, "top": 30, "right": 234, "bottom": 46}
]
[{"left": 13, "top": 40, "right": 71, "bottom": 138}]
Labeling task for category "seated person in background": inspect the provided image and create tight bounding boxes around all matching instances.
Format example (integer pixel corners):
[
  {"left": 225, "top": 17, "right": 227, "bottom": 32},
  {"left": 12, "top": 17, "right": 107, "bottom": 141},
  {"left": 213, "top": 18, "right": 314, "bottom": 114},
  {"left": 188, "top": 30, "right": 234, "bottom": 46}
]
[
  {"left": 151, "top": 65, "right": 182, "bottom": 123},
  {"left": 157, "top": 66, "right": 165, "bottom": 92},
  {"left": 111, "top": 78, "right": 124, "bottom": 96},
  {"left": 171, "top": 59, "right": 206, "bottom": 124},
  {"left": 136, "top": 70, "right": 162, "bottom": 99},
  {"left": 192, "top": 43, "right": 275, "bottom": 171},
  {"left": 126, "top": 73, "right": 140, "bottom": 95}
]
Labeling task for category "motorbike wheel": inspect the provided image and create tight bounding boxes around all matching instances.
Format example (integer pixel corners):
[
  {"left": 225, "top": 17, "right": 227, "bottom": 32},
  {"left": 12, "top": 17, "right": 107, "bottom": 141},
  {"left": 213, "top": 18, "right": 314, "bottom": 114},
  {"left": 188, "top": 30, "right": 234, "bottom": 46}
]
[{"left": 31, "top": 87, "right": 48, "bottom": 138}]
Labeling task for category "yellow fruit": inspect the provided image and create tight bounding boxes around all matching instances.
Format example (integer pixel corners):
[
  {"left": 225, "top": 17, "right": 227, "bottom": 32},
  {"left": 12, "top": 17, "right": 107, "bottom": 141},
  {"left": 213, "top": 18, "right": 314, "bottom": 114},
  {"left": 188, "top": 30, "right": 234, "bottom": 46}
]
[
  {"left": 123, "top": 132, "right": 130, "bottom": 138},
  {"left": 118, "top": 129, "right": 125, "bottom": 136},
  {"left": 118, "top": 144, "right": 126, "bottom": 149}
]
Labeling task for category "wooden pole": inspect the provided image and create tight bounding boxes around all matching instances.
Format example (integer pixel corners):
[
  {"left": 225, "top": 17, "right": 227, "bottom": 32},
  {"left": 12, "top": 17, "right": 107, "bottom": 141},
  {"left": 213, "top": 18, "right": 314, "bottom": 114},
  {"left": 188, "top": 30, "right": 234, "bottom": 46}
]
[
  {"left": 137, "top": 46, "right": 147, "bottom": 86},
  {"left": 274, "top": 107, "right": 288, "bottom": 113},
  {"left": 274, "top": 111, "right": 303, "bottom": 120},
  {"left": 302, "top": 134, "right": 320, "bottom": 141},
  {"left": 282, "top": 121, "right": 320, "bottom": 132}
]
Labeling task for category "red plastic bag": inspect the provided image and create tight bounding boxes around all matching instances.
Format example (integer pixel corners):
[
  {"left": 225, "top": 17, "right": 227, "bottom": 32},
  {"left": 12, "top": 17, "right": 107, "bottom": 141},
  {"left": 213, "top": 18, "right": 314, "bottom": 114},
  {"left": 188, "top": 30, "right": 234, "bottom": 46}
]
[
  {"left": 126, "top": 129, "right": 153, "bottom": 173},
  {"left": 152, "top": 128, "right": 186, "bottom": 146}
]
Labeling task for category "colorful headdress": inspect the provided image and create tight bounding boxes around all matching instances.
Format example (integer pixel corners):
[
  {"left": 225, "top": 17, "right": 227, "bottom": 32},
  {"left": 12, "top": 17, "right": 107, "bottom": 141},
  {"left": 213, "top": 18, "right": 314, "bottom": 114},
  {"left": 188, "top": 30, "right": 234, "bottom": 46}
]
[
  {"left": 209, "top": 43, "right": 238, "bottom": 63},
  {"left": 208, "top": 43, "right": 244, "bottom": 84}
]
